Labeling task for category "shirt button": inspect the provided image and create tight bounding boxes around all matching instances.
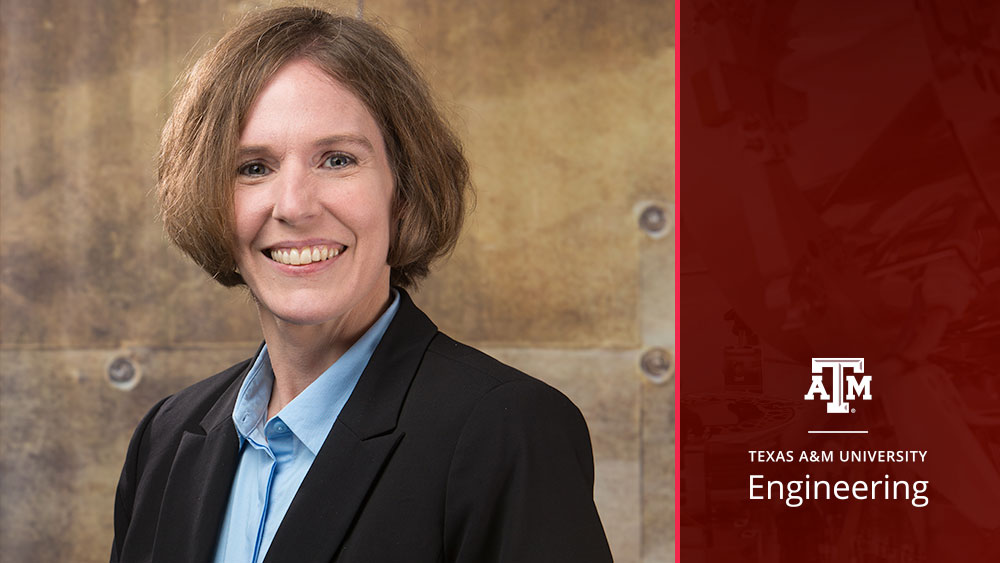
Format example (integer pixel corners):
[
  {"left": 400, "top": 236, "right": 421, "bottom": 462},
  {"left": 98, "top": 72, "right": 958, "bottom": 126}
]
[{"left": 275, "top": 423, "right": 286, "bottom": 433}]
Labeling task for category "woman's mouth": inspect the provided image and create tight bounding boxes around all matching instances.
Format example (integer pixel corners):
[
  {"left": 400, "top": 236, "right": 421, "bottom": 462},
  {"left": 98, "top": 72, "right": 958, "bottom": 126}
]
[{"left": 264, "top": 244, "right": 347, "bottom": 265}]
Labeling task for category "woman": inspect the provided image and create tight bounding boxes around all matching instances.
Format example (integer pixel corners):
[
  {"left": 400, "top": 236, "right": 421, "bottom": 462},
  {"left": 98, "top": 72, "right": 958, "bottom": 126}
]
[{"left": 111, "top": 6, "right": 612, "bottom": 563}]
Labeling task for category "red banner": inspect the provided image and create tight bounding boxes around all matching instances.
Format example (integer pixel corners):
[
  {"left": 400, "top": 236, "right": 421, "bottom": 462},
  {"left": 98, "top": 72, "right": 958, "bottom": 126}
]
[{"left": 678, "top": 0, "right": 1000, "bottom": 560}]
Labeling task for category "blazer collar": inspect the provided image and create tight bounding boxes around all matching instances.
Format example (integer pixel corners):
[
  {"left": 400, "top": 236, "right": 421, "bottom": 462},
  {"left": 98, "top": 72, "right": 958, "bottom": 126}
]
[
  {"left": 332, "top": 287, "right": 437, "bottom": 439},
  {"left": 152, "top": 353, "right": 252, "bottom": 563},
  {"left": 264, "top": 287, "right": 438, "bottom": 562},
  {"left": 153, "top": 289, "right": 437, "bottom": 563}
]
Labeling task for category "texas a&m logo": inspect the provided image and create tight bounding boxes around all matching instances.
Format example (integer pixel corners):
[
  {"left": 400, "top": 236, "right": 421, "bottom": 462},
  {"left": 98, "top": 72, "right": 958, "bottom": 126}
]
[{"left": 804, "top": 358, "right": 871, "bottom": 413}]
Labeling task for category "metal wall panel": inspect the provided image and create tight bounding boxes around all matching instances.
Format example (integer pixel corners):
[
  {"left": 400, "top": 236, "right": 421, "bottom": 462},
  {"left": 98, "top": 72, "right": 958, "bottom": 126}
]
[{"left": 0, "top": 1, "right": 674, "bottom": 560}]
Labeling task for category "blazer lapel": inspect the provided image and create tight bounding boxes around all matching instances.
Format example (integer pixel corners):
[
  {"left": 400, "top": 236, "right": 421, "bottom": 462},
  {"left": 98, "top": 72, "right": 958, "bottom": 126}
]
[
  {"left": 151, "top": 359, "right": 250, "bottom": 563},
  {"left": 264, "top": 289, "right": 438, "bottom": 563}
]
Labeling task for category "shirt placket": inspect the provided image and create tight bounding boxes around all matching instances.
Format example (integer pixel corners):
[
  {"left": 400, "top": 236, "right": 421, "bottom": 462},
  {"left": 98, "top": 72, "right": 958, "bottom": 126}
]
[{"left": 251, "top": 418, "right": 294, "bottom": 563}]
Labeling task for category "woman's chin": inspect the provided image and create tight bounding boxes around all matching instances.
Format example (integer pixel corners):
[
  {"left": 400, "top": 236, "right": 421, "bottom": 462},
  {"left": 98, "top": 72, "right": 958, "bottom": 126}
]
[
  {"left": 257, "top": 301, "right": 348, "bottom": 328},
  {"left": 248, "top": 273, "right": 391, "bottom": 333}
]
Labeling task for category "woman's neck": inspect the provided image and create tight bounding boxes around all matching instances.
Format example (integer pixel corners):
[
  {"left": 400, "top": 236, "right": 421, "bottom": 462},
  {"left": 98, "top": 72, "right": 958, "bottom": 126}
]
[{"left": 258, "top": 286, "right": 392, "bottom": 419}]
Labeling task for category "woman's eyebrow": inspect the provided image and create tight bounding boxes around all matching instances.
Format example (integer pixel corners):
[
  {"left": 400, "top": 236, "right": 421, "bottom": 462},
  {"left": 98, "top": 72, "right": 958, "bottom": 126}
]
[
  {"left": 312, "top": 134, "right": 375, "bottom": 152},
  {"left": 236, "top": 144, "right": 283, "bottom": 159},
  {"left": 236, "top": 135, "right": 375, "bottom": 157}
]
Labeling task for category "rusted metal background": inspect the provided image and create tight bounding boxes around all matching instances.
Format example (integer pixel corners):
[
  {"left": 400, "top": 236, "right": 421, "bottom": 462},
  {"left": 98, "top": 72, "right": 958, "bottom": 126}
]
[{"left": 0, "top": 1, "right": 674, "bottom": 560}]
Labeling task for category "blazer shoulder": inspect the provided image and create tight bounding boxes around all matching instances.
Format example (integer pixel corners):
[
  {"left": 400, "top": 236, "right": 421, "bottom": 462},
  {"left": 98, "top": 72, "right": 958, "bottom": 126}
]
[
  {"left": 425, "top": 332, "right": 537, "bottom": 387},
  {"left": 423, "top": 332, "right": 584, "bottom": 423},
  {"left": 148, "top": 356, "right": 252, "bottom": 436}
]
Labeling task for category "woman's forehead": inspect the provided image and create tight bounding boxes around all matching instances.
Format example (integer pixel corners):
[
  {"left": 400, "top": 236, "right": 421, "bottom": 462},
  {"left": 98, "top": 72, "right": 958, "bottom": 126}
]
[{"left": 238, "top": 59, "right": 383, "bottom": 151}]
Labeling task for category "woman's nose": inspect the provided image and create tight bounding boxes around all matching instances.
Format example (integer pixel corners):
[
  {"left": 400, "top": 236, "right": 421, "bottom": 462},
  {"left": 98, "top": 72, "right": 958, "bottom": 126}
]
[{"left": 271, "top": 165, "right": 320, "bottom": 224}]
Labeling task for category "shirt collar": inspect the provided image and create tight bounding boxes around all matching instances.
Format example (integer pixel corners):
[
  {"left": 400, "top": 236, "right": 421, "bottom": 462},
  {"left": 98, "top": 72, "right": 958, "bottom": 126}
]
[
  {"left": 231, "top": 289, "right": 401, "bottom": 454},
  {"left": 232, "top": 350, "right": 273, "bottom": 447}
]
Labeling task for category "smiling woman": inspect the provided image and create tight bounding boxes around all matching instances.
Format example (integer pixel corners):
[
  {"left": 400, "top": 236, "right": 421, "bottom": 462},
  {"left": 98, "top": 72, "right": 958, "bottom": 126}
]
[
  {"left": 230, "top": 60, "right": 397, "bottom": 407},
  {"left": 110, "top": 6, "right": 612, "bottom": 563}
]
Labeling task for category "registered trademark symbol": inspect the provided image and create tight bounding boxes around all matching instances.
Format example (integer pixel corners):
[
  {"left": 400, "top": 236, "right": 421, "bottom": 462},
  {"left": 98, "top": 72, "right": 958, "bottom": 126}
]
[{"left": 851, "top": 408, "right": 856, "bottom": 413}]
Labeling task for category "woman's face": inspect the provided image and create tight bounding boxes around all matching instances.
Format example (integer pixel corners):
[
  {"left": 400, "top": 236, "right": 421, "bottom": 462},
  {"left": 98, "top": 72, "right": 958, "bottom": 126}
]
[{"left": 232, "top": 59, "right": 395, "bottom": 328}]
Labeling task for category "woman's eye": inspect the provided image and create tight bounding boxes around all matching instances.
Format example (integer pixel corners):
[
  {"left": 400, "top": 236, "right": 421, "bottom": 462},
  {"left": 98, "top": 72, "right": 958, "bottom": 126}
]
[
  {"left": 323, "top": 153, "right": 355, "bottom": 168},
  {"left": 238, "top": 162, "right": 271, "bottom": 177}
]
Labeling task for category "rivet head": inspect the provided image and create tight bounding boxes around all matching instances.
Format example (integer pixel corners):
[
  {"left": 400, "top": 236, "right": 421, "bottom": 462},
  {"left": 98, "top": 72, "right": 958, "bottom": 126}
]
[
  {"left": 641, "top": 347, "right": 673, "bottom": 384},
  {"left": 107, "top": 355, "right": 141, "bottom": 390},
  {"left": 639, "top": 204, "right": 668, "bottom": 236}
]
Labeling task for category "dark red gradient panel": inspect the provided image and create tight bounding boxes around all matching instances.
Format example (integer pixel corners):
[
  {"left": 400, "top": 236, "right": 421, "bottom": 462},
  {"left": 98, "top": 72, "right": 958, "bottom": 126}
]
[{"left": 678, "top": 0, "right": 1000, "bottom": 561}]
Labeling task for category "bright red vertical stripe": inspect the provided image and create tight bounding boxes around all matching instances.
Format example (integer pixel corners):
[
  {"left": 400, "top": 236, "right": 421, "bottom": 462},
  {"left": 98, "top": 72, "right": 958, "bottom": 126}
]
[{"left": 673, "top": 0, "right": 680, "bottom": 561}]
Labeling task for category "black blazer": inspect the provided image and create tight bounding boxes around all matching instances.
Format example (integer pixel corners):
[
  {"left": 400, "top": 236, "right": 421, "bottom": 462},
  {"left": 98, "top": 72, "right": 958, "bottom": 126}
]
[{"left": 111, "top": 290, "right": 613, "bottom": 562}]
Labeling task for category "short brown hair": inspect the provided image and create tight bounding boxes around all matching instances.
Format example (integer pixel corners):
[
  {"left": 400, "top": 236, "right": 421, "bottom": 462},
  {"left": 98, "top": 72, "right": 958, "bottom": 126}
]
[{"left": 158, "top": 6, "right": 470, "bottom": 288}]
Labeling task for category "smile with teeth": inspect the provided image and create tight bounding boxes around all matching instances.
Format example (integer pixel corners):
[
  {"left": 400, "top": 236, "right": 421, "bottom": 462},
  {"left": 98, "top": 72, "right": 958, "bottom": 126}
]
[{"left": 267, "top": 245, "right": 346, "bottom": 266}]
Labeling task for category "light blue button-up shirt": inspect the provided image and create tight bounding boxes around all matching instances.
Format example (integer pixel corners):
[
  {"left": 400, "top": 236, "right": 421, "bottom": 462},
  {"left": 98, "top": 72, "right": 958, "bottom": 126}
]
[{"left": 212, "top": 291, "right": 400, "bottom": 563}]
